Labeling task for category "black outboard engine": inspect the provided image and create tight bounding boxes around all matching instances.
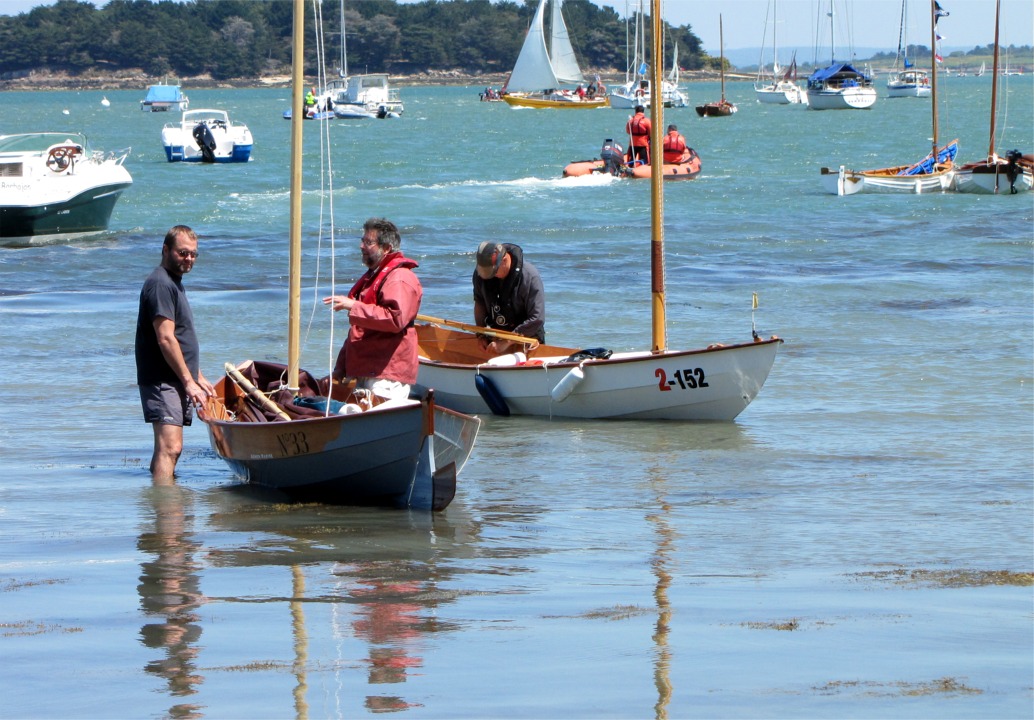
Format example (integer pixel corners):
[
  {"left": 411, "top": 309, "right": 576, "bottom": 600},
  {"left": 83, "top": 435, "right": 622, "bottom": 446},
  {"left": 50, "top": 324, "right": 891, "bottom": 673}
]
[
  {"left": 192, "top": 122, "right": 218, "bottom": 163},
  {"left": 600, "top": 138, "right": 623, "bottom": 175},
  {"left": 376, "top": 105, "right": 388, "bottom": 119}
]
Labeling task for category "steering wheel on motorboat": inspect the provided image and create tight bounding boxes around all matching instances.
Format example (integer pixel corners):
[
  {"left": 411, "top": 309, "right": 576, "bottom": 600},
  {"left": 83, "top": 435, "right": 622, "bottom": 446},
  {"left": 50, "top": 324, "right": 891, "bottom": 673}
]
[{"left": 46, "top": 144, "right": 83, "bottom": 173}]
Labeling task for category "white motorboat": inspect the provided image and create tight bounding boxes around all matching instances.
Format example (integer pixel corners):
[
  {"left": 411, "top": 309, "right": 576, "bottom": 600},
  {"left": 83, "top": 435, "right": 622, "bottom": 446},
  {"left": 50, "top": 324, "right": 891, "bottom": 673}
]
[
  {"left": 161, "top": 109, "right": 253, "bottom": 163},
  {"left": 0, "top": 132, "right": 132, "bottom": 246},
  {"left": 332, "top": 74, "right": 404, "bottom": 119}
]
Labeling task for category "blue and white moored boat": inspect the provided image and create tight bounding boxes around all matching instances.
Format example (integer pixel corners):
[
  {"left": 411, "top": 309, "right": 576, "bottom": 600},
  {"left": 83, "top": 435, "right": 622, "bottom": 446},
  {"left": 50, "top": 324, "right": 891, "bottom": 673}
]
[
  {"left": 161, "top": 109, "right": 253, "bottom": 163},
  {"left": 140, "top": 82, "right": 189, "bottom": 112}
]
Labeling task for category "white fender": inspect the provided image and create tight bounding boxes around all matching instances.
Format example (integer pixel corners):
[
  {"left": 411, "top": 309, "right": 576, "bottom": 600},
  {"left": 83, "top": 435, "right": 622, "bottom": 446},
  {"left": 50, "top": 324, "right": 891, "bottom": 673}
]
[{"left": 550, "top": 365, "right": 585, "bottom": 402}]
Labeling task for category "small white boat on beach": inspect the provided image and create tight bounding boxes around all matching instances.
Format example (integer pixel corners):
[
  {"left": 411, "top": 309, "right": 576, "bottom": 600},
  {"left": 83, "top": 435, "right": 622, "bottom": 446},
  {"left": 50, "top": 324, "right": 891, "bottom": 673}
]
[{"left": 161, "top": 109, "right": 253, "bottom": 163}]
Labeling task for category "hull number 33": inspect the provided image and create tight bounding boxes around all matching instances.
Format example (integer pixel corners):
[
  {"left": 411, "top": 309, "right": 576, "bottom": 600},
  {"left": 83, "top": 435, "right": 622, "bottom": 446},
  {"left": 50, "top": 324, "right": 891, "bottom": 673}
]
[{"left": 655, "top": 367, "right": 709, "bottom": 392}]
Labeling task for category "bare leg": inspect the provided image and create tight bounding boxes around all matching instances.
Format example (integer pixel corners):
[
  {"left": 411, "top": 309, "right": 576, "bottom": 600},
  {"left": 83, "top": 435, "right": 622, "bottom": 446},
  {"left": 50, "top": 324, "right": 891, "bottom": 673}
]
[{"left": 150, "top": 422, "right": 184, "bottom": 481}]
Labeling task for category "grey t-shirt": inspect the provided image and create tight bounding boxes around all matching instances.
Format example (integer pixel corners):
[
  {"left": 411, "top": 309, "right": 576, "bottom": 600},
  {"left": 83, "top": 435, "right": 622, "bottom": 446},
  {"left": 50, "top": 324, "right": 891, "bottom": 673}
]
[{"left": 135, "top": 265, "right": 199, "bottom": 386}]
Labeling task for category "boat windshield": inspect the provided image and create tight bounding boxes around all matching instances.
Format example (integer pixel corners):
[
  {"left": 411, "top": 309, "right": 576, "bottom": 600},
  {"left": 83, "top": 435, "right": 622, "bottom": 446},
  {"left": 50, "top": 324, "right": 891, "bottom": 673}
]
[{"left": 0, "top": 133, "right": 87, "bottom": 154}]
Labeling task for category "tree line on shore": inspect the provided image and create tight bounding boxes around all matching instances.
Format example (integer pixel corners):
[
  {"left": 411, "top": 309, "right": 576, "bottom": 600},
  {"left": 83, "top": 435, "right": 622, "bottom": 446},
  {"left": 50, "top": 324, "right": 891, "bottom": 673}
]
[{"left": 0, "top": 0, "right": 712, "bottom": 83}]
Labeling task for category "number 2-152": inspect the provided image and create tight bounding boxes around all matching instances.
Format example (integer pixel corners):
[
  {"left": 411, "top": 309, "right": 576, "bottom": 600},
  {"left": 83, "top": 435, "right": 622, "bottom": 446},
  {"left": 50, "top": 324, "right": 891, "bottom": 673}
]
[{"left": 655, "top": 367, "right": 709, "bottom": 392}]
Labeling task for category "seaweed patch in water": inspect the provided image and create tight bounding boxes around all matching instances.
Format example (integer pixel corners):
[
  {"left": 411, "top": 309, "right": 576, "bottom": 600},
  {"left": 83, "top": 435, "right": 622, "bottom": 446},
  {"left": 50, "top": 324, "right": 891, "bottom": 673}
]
[
  {"left": 848, "top": 568, "right": 1033, "bottom": 588},
  {"left": 545, "top": 604, "right": 652, "bottom": 621},
  {"left": 813, "top": 677, "right": 982, "bottom": 697},
  {"left": 742, "top": 618, "right": 801, "bottom": 631}
]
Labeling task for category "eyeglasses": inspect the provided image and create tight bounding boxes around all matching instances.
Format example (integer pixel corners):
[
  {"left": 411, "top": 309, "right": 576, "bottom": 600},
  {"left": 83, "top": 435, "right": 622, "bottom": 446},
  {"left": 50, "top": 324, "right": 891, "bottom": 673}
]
[
  {"left": 175, "top": 249, "right": 199, "bottom": 259},
  {"left": 360, "top": 237, "right": 379, "bottom": 247}
]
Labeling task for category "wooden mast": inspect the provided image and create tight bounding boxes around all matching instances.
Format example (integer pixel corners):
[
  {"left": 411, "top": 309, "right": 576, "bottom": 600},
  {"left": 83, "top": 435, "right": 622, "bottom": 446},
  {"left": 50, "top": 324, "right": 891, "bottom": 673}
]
[
  {"left": 988, "top": 0, "right": 1001, "bottom": 158},
  {"left": 929, "top": 0, "right": 938, "bottom": 160},
  {"left": 288, "top": 0, "right": 304, "bottom": 391},
  {"left": 649, "top": 0, "right": 665, "bottom": 353},
  {"left": 719, "top": 15, "right": 726, "bottom": 104}
]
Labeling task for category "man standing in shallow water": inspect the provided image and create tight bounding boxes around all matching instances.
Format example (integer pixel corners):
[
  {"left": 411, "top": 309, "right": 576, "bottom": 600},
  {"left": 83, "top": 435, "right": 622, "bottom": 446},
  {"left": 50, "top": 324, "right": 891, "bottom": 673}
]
[{"left": 135, "top": 225, "right": 214, "bottom": 481}]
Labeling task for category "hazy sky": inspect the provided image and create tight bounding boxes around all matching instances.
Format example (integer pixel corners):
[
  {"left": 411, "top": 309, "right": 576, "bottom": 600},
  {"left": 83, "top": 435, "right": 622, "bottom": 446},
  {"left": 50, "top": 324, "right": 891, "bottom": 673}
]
[{"left": 0, "top": 0, "right": 1030, "bottom": 53}]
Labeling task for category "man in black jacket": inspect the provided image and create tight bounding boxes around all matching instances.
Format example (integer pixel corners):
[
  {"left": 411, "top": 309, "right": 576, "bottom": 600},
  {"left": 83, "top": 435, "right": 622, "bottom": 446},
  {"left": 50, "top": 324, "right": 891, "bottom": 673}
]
[{"left": 473, "top": 241, "right": 545, "bottom": 354}]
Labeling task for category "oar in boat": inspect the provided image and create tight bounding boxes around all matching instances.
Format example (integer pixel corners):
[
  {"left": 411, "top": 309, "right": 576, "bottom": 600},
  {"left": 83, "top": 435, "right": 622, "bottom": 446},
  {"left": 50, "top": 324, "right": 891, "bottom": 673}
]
[
  {"left": 224, "top": 362, "right": 292, "bottom": 421},
  {"left": 415, "top": 314, "right": 538, "bottom": 347}
]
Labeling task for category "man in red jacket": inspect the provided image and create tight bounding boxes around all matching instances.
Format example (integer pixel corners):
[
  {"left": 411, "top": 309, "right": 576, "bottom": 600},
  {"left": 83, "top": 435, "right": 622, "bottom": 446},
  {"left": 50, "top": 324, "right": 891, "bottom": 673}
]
[{"left": 323, "top": 218, "right": 422, "bottom": 401}]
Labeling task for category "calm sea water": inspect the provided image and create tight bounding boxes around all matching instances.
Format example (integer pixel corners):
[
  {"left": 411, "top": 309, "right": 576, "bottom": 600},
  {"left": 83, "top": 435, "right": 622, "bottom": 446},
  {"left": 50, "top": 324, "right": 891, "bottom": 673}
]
[{"left": 1, "top": 79, "right": 1032, "bottom": 718}]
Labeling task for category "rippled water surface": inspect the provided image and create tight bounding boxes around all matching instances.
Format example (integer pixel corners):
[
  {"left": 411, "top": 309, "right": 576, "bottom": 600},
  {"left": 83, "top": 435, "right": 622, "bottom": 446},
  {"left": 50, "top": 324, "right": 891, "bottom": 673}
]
[{"left": 1, "top": 79, "right": 1031, "bottom": 718}]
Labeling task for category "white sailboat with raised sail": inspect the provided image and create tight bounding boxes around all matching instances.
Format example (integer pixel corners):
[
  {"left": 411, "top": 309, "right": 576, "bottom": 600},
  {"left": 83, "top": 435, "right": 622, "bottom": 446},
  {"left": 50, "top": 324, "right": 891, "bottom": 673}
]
[
  {"left": 201, "top": 0, "right": 478, "bottom": 510},
  {"left": 820, "top": 0, "right": 956, "bottom": 194},
  {"left": 887, "top": 0, "right": 932, "bottom": 98},
  {"left": 418, "top": 1, "right": 781, "bottom": 420},
  {"left": 953, "top": 0, "right": 1033, "bottom": 194},
  {"left": 502, "top": 0, "right": 608, "bottom": 108},
  {"left": 753, "top": 0, "right": 807, "bottom": 104}
]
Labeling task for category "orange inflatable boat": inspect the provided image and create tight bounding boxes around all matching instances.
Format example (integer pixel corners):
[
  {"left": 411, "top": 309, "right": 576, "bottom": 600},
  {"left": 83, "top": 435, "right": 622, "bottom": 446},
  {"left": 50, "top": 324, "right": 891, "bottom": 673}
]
[{"left": 563, "top": 148, "right": 702, "bottom": 180}]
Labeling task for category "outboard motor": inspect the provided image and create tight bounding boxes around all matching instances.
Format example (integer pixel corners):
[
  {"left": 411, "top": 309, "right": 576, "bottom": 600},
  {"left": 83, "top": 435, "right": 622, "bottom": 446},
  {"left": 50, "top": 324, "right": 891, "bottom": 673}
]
[
  {"left": 192, "top": 122, "right": 218, "bottom": 163},
  {"left": 376, "top": 105, "right": 388, "bottom": 119},
  {"left": 600, "top": 138, "right": 623, "bottom": 175}
]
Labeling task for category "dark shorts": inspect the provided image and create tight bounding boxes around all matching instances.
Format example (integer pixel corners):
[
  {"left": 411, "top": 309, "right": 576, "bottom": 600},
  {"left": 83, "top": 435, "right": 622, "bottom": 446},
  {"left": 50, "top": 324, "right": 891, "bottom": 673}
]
[{"left": 139, "top": 382, "right": 193, "bottom": 426}]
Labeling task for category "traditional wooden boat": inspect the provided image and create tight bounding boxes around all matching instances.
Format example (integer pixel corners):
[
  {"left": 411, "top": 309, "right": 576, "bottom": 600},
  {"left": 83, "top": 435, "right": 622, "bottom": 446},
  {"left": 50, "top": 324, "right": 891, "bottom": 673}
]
[
  {"left": 695, "top": 16, "right": 737, "bottom": 117},
  {"left": 500, "top": 0, "right": 608, "bottom": 109},
  {"left": 199, "top": 0, "right": 479, "bottom": 510},
  {"left": 563, "top": 147, "right": 701, "bottom": 180},
  {"left": 819, "top": 1, "right": 955, "bottom": 196},
  {"left": 953, "top": 0, "right": 1033, "bottom": 195},
  {"left": 418, "top": 3, "right": 780, "bottom": 422},
  {"left": 820, "top": 140, "right": 958, "bottom": 195}
]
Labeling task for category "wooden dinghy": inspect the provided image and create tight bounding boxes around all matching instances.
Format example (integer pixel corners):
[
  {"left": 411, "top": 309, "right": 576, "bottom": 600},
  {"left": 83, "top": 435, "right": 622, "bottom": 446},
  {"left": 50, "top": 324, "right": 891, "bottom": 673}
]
[
  {"left": 416, "top": 325, "right": 781, "bottom": 421},
  {"left": 202, "top": 361, "right": 479, "bottom": 509}
]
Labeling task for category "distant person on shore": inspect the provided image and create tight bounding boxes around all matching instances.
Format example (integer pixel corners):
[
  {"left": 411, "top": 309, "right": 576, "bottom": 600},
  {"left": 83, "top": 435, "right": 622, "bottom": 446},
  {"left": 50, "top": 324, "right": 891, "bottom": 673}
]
[
  {"left": 472, "top": 241, "right": 545, "bottom": 354},
  {"left": 135, "top": 225, "right": 215, "bottom": 481},
  {"left": 323, "top": 218, "right": 422, "bottom": 401},
  {"left": 626, "top": 105, "right": 651, "bottom": 165}
]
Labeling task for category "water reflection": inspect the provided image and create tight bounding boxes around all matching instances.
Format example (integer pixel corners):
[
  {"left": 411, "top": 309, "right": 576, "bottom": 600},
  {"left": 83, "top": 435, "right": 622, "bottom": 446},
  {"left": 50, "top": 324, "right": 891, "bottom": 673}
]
[
  {"left": 138, "top": 480, "right": 207, "bottom": 718},
  {"left": 335, "top": 561, "right": 430, "bottom": 711},
  {"left": 207, "top": 498, "right": 488, "bottom": 715}
]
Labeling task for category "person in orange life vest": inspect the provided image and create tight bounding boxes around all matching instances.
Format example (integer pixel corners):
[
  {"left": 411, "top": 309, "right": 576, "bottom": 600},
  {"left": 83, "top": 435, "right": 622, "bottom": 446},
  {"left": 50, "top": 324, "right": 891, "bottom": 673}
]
[
  {"left": 662, "top": 124, "right": 687, "bottom": 164},
  {"left": 625, "top": 105, "right": 651, "bottom": 164},
  {"left": 323, "top": 218, "right": 422, "bottom": 401}
]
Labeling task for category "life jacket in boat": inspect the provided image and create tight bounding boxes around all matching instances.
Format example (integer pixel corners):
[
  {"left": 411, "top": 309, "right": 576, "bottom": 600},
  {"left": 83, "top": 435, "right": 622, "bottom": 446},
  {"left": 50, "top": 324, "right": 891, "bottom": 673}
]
[
  {"left": 348, "top": 251, "right": 417, "bottom": 305},
  {"left": 662, "top": 131, "right": 687, "bottom": 164}
]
